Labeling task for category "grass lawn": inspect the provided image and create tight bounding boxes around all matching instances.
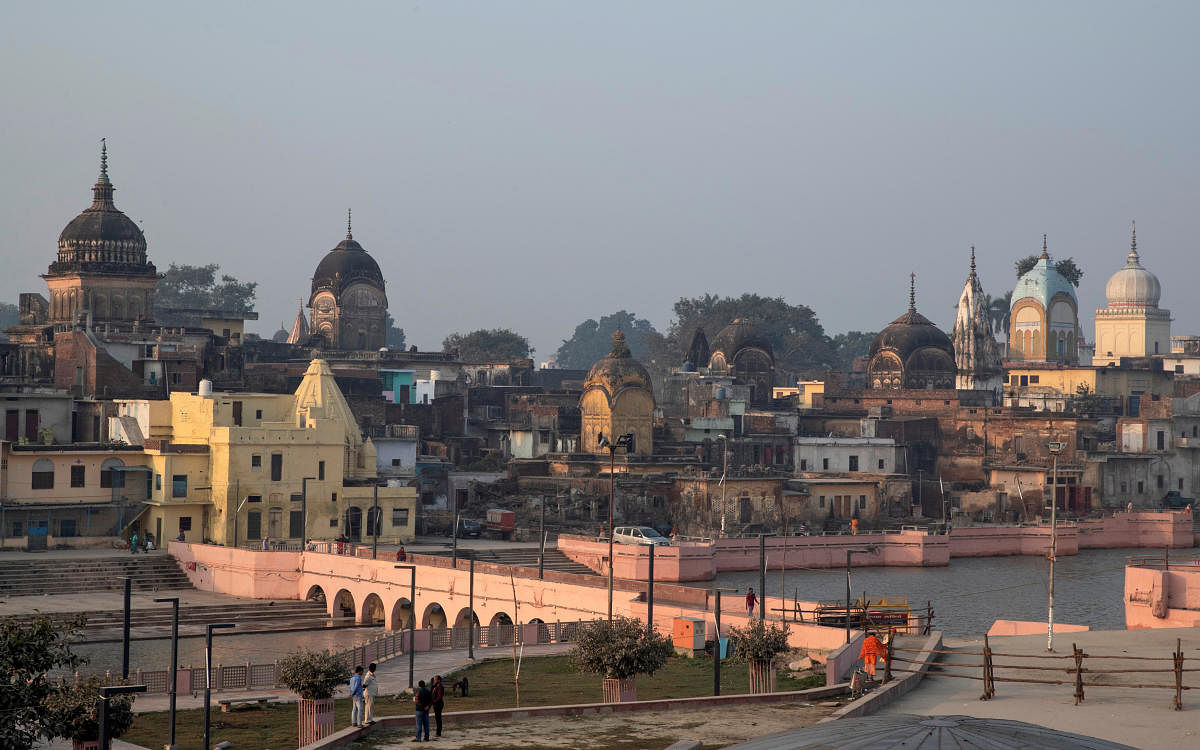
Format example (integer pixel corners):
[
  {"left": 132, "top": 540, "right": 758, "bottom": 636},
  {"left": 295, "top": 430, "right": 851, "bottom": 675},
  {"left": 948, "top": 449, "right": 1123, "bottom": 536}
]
[{"left": 122, "top": 654, "right": 824, "bottom": 750}]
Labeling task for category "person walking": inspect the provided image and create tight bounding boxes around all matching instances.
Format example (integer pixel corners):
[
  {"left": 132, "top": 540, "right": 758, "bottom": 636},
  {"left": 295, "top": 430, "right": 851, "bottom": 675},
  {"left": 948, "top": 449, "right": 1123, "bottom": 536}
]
[
  {"left": 859, "top": 631, "right": 886, "bottom": 682},
  {"left": 262, "top": 535, "right": 270, "bottom": 551},
  {"left": 430, "top": 674, "right": 445, "bottom": 738},
  {"left": 413, "top": 679, "right": 432, "bottom": 742},
  {"left": 745, "top": 587, "right": 757, "bottom": 617},
  {"left": 363, "top": 663, "right": 378, "bottom": 725},
  {"left": 130, "top": 532, "right": 139, "bottom": 555},
  {"left": 349, "top": 666, "right": 365, "bottom": 727}
]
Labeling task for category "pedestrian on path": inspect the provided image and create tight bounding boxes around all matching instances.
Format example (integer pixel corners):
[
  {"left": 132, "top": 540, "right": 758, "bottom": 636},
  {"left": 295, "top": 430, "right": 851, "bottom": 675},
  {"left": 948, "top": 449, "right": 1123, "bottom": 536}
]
[
  {"left": 130, "top": 532, "right": 139, "bottom": 555},
  {"left": 859, "top": 631, "right": 885, "bottom": 681},
  {"left": 262, "top": 536, "right": 270, "bottom": 551},
  {"left": 363, "top": 662, "right": 378, "bottom": 725},
  {"left": 745, "top": 587, "right": 757, "bottom": 617},
  {"left": 349, "top": 665, "right": 365, "bottom": 727},
  {"left": 431, "top": 674, "right": 445, "bottom": 738},
  {"left": 413, "top": 679, "right": 432, "bottom": 741}
]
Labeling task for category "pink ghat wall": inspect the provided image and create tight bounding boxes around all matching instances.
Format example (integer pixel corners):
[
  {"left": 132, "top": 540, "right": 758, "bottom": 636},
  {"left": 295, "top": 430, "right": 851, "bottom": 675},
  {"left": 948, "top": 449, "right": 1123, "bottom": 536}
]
[{"left": 1124, "top": 563, "right": 1200, "bottom": 629}]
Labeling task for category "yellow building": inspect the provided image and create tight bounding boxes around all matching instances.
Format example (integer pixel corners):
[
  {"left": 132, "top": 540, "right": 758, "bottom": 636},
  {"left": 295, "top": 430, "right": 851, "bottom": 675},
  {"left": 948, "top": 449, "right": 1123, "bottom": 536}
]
[
  {"left": 139, "top": 359, "right": 417, "bottom": 547},
  {"left": 580, "top": 331, "right": 654, "bottom": 456},
  {"left": 1093, "top": 227, "right": 1171, "bottom": 365},
  {"left": 1004, "top": 361, "right": 1173, "bottom": 414}
]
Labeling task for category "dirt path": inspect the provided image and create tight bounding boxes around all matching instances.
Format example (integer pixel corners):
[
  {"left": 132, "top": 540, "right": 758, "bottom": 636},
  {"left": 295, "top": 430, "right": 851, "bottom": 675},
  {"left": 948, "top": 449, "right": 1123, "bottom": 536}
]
[{"left": 362, "top": 702, "right": 839, "bottom": 749}]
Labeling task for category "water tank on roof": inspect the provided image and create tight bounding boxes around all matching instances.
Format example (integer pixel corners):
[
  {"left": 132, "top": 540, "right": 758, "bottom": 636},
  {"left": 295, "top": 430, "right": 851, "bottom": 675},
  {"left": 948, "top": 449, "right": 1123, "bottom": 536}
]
[{"left": 198, "top": 379, "right": 213, "bottom": 397}]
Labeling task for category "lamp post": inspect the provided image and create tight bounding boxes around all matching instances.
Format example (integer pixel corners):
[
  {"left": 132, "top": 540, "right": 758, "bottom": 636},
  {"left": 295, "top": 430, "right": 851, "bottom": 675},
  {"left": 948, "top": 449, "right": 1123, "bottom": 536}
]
[
  {"left": 395, "top": 564, "right": 417, "bottom": 688},
  {"left": 98, "top": 684, "right": 146, "bottom": 750},
  {"left": 717, "top": 435, "right": 729, "bottom": 537},
  {"left": 300, "top": 476, "right": 316, "bottom": 545},
  {"left": 647, "top": 544, "right": 655, "bottom": 633},
  {"left": 154, "top": 597, "right": 180, "bottom": 749},
  {"left": 598, "top": 432, "right": 634, "bottom": 621},
  {"left": 844, "top": 548, "right": 874, "bottom": 643},
  {"left": 711, "top": 587, "right": 737, "bottom": 696},
  {"left": 122, "top": 576, "right": 131, "bottom": 679},
  {"left": 467, "top": 554, "right": 476, "bottom": 659},
  {"left": 203, "top": 623, "right": 235, "bottom": 750},
  {"left": 372, "top": 481, "right": 381, "bottom": 560},
  {"left": 1047, "top": 440, "right": 1065, "bottom": 652}
]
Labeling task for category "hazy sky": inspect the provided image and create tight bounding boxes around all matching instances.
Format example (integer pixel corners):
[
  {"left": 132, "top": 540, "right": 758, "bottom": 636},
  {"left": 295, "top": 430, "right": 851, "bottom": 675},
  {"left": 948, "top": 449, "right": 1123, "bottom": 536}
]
[{"left": 4, "top": 2, "right": 1199, "bottom": 360}]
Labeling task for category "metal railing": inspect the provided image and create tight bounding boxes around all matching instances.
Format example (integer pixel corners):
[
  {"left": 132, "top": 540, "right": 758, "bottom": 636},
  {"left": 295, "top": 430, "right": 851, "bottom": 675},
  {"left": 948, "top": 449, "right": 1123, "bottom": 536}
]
[{"left": 85, "top": 619, "right": 597, "bottom": 695}]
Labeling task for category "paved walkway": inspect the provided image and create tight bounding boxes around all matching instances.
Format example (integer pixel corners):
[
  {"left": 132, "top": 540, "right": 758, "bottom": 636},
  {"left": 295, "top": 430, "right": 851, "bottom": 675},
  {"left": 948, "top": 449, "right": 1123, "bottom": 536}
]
[
  {"left": 127, "top": 641, "right": 574, "bottom": 713},
  {"left": 882, "top": 627, "right": 1200, "bottom": 750}
]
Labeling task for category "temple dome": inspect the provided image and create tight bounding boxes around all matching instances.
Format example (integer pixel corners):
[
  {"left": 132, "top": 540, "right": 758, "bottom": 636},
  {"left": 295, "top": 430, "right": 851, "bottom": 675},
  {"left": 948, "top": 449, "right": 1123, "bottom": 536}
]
[
  {"left": 584, "top": 331, "right": 654, "bottom": 397},
  {"left": 709, "top": 318, "right": 773, "bottom": 362},
  {"left": 869, "top": 309, "right": 954, "bottom": 363},
  {"left": 867, "top": 277, "right": 956, "bottom": 390},
  {"left": 310, "top": 221, "right": 385, "bottom": 299},
  {"left": 1104, "top": 237, "right": 1160, "bottom": 308}
]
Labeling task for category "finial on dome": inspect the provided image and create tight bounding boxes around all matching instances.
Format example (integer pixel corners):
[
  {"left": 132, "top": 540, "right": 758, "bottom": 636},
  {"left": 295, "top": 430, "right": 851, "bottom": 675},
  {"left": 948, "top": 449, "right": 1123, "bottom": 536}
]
[
  {"left": 1040, "top": 234, "right": 1049, "bottom": 260},
  {"left": 610, "top": 329, "right": 631, "bottom": 358},
  {"left": 346, "top": 208, "right": 353, "bottom": 240},
  {"left": 98, "top": 138, "right": 109, "bottom": 183},
  {"left": 969, "top": 246, "right": 977, "bottom": 277},
  {"left": 909, "top": 272, "right": 916, "bottom": 312}
]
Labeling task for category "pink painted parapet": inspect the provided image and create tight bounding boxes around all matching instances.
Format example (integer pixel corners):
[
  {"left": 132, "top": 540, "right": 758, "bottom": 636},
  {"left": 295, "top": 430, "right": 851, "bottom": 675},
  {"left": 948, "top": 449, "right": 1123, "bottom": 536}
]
[
  {"left": 948, "top": 525, "right": 1077, "bottom": 558},
  {"left": 1077, "top": 511, "right": 1193, "bottom": 549},
  {"left": 555, "top": 535, "right": 717, "bottom": 581},
  {"left": 713, "top": 530, "right": 947, "bottom": 572},
  {"left": 1125, "top": 557, "right": 1200, "bottom": 629},
  {"left": 986, "top": 619, "right": 1089, "bottom": 637},
  {"left": 170, "top": 541, "right": 301, "bottom": 599}
]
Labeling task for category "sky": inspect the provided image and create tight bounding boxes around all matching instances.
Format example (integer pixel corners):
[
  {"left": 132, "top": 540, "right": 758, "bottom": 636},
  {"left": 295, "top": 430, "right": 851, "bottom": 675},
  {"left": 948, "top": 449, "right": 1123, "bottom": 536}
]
[{"left": 3, "top": 1, "right": 1199, "bottom": 360}]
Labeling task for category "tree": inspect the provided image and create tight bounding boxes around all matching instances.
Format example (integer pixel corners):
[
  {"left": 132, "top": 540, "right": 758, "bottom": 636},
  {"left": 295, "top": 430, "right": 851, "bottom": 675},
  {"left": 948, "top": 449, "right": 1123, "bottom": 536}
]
[
  {"left": 1055, "top": 258, "right": 1084, "bottom": 288},
  {"left": 0, "top": 301, "right": 17, "bottom": 329},
  {"left": 277, "top": 649, "right": 350, "bottom": 700},
  {"left": 46, "top": 677, "right": 135, "bottom": 745},
  {"left": 646, "top": 293, "right": 834, "bottom": 382},
  {"left": 0, "top": 614, "right": 86, "bottom": 748},
  {"left": 829, "top": 331, "right": 877, "bottom": 372},
  {"left": 987, "top": 291, "right": 1012, "bottom": 338},
  {"left": 443, "top": 329, "right": 532, "bottom": 361},
  {"left": 555, "top": 311, "right": 659, "bottom": 369},
  {"left": 384, "top": 312, "right": 406, "bottom": 350},
  {"left": 154, "top": 263, "right": 257, "bottom": 314},
  {"left": 570, "top": 616, "right": 673, "bottom": 681},
  {"left": 1015, "top": 255, "right": 1039, "bottom": 278},
  {"left": 728, "top": 619, "right": 791, "bottom": 662}
]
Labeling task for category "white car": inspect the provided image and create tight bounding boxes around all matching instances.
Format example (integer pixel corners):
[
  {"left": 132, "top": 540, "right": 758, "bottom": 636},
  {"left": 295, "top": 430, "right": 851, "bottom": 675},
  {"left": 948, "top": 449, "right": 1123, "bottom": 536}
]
[{"left": 612, "top": 526, "right": 671, "bottom": 546}]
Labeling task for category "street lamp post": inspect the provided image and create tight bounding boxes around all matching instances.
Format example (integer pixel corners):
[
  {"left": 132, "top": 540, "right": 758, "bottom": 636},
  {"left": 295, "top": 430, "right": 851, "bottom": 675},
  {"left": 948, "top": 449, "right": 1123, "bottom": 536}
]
[
  {"left": 372, "top": 481, "right": 381, "bottom": 560},
  {"left": 844, "top": 548, "right": 874, "bottom": 643},
  {"left": 598, "top": 432, "right": 634, "bottom": 621},
  {"left": 203, "top": 623, "right": 235, "bottom": 750},
  {"left": 717, "top": 435, "right": 729, "bottom": 537},
  {"left": 711, "top": 587, "right": 737, "bottom": 695},
  {"left": 647, "top": 544, "right": 655, "bottom": 633},
  {"left": 300, "top": 476, "right": 316, "bottom": 546},
  {"left": 468, "top": 554, "right": 476, "bottom": 660},
  {"left": 154, "top": 597, "right": 181, "bottom": 749},
  {"left": 98, "top": 684, "right": 146, "bottom": 750},
  {"left": 395, "top": 564, "right": 417, "bottom": 688},
  {"left": 121, "top": 576, "right": 131, "bottom": 679},
  {"left": 1047, "top": 440, "right": 1065, "bottom": 652}
]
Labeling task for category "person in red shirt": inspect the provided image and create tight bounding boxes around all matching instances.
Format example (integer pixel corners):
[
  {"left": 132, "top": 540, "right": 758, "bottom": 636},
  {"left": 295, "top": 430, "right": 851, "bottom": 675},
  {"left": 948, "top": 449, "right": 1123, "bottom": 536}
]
[{"left": 745, "top": 587, "right": 758, "bottom": 617}]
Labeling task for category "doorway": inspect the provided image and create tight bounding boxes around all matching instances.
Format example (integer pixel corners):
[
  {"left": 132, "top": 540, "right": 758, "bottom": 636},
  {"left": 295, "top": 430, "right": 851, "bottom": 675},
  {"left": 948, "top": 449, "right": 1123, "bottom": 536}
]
[
  {"left": 344, "top": 507, "right": 362, "bottom": 540},
  {"left": 268, "top": 508, "right": 283, "bottom": 539}
]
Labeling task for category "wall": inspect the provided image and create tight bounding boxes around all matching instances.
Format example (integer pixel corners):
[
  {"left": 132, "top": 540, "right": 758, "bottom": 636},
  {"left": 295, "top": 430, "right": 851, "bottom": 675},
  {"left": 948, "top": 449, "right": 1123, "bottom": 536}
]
[
  {"left": 171, "top": 541, "right": 302, "bottom": 599},
  {"left": 1125, "top": 563, "right": 1200, "bottom": 629}
]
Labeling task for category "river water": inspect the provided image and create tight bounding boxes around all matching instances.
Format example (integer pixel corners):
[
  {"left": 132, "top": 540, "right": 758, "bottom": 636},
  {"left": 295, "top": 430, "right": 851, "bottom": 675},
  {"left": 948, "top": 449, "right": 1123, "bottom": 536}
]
[{"left": 714, "top": 546, "right": 1142, "bottom": 637}]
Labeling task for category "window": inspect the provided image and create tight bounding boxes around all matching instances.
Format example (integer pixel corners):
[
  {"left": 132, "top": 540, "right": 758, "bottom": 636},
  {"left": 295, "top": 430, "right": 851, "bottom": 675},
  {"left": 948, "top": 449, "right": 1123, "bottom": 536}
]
[
  {"left": 822, "top": 458, "right": 829, "bottom": 471},
  {"left": 1137, "top": 481, "right": 1144, "bottom": 494},
  {"left": 289, "top": 510, "right": 304, "bottom": 538},
  {"left": 155, "top": 474, "right": 162, "bottom": 491},
  {"left": 799, "top": 459, "right": 808, "bottom": 471},
  {"left": 290, "top": 493, "right": 303, "bottom": 503},
  {"left": 848, "top": 455, "right": 859, "bottom": 472},
  {"left": 329, "top": 519, "right": 339, "bottom": 527},
  {"left": 246, "top": 511, "right": 262, "bottom": 540},
  {"left": 248, "top": 494, "right": 262, "bottom": 503},
  {"left": 270, "top": 453, "right": 283, "bottom": 482},
  {"left": 232, "top": 401, "right": 243, "bottom": 426},
  {"left": 878, "top": 458, "right": 886, "bottom": 470},
  {"left": 31, "top": 459, "right": 54, "bottom": 490},
  {"left": 1157, "top": 475, "right": 1164, "bottom": 489},
  {"left": 12, "top": 521, "right": 23, "bottom": 536},
  {"left": 858, "top": 495, "right": 867, "bottom": 509},
  {"left": 251, "top": 454, "right": 262, "bottom": 469},
  {"left": 255, "top": 409, "right": 263, "bottom": 420},
  {"left": 318, "top": 461, "right": 325, "bottom": 481},
  {"left": 392, "top": 458, "right": 402, "bottom": 466},
  {"left": 1157, "top": 432, "right": 1165, "bottom": 451},
  {"left": 100, "top": 458, "right": 124, "bottom": 488},
  {"left": 1029, "top": 375, "right": 1040, "bottom": 384},
  {"left": 71, "top": 465, "right": 86, "bottom": 488},
  {"left": 819, "top": 496, "right": 826, "bottom": 508},
  {"left": 171, "top": 372, "right": 181, "bottom": 385},
  {"left": 59, "top": 519, "right": 77, "bottom": 537},
  {"left": 172, "top": 475, "right": 188, "bottom": 498},
  {"left": 1120, "top": 481, "right": 1128, "bottom": 493},
  {"left": 1179, "top": 478, "right": 1185, "bottom": 491},
  {"left": 331, "top": 492, "right": 337, "bottom": 503},
  {"left": 1176, "top": 365, "right": 1185, "bottom": 374},
  {"left": 179, "top": 517, "right": 192, "bottom": 532}
]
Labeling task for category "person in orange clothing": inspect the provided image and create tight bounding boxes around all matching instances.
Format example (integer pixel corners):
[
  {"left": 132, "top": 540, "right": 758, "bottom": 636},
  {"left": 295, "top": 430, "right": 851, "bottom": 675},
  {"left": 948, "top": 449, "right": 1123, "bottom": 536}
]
[{"left": 859, "top": 630, "right": 886, "bottom": 680}]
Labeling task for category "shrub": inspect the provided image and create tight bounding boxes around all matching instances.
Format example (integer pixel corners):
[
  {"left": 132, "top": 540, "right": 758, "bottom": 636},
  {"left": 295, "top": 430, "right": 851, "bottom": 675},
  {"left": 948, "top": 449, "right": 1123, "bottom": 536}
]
[
  {"left": 570, "top": 617, "right": 674, "bottom": 680},
  {"left": 728, "top": 619, "right": 791, "bottom": 662},
  {"left": 46, "top": 677, "right": 135, "bottom": 742},
  {"left": 277, "top": 649, "right": 350, "bottom": 700}
]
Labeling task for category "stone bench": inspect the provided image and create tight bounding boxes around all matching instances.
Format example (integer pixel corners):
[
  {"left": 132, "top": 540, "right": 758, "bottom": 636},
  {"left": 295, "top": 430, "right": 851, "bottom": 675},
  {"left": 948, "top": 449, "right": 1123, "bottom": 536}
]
[{"left": 217, "top": 695, "right": 276, "bottom": 712}]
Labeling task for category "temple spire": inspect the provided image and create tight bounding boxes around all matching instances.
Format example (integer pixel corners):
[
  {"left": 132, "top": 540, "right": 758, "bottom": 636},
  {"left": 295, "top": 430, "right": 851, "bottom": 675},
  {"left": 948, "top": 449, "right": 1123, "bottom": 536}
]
[
  {"left": 92, "top": 138, "right": 115, "bottom": 205},
  {"left": 909, "top": 272, "right": 916, "bottom": 312},
  {"left": 346, "top": 208, "right": 353, "bottom": 240},
  {"left": 1040, "top": 234, "right": 1049, "bottom": 260},
  {"left": 98, "top": 138, "right": 110, "bottom": 184},
  {"left": 969, "top": 245, "right": 977, "bottom": 279}
]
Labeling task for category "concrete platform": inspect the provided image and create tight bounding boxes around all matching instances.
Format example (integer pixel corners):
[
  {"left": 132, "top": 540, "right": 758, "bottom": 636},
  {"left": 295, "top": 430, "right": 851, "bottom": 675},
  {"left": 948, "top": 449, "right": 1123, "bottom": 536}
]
[{"left": 882, "top": 627, "right": 1200, "bottom": 750}]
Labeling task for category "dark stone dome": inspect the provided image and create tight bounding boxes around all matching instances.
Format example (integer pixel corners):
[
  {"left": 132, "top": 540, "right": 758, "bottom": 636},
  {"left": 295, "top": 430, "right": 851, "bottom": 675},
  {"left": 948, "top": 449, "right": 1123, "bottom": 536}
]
[
  {"left": 310, "top": 233, "right": 385, "bottom": 298},
  {"left": 869, "top": 309, "right": 954, "bottom": 361},
  {"left": 709, "top": 318, "right": 774, "bottom": 361},
  {"left": 585, "top": 331, "right": 654, "bottom": 397},
  {"left": 49, "top": 142, "right": 154, "bottom": 277}
]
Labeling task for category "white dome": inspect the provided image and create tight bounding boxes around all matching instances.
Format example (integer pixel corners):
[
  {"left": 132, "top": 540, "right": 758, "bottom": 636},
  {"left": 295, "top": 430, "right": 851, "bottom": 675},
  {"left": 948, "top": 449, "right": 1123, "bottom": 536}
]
[{"left": 1105, "top": 248, "right": 1161, "bottom": 308}]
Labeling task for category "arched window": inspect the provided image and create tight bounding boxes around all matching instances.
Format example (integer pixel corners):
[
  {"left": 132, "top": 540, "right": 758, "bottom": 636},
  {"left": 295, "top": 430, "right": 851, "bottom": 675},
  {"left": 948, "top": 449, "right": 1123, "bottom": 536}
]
[
  {"left": 101, "top": 457, "right": 125, "bottom": 488},
  {"left": 32, "top": 459, "right": 55, "bottom": 490}
]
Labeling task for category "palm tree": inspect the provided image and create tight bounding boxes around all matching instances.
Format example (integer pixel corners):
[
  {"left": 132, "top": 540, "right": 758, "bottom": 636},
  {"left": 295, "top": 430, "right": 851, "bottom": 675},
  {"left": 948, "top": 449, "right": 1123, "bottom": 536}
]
[{"left": 988, "top": 292, "right": 1012, "bottom": 340}]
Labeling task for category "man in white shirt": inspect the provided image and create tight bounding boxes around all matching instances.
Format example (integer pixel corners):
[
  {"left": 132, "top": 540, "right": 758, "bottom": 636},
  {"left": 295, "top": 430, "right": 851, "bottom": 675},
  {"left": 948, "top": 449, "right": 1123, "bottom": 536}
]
[{"left": 363, "top": 662, "right": 379, "bottom": 725}]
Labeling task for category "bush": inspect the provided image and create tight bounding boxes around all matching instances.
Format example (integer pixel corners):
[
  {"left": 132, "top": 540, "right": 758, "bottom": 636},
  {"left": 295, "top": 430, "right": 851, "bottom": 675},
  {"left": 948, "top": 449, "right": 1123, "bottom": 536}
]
[
  {"left": 46, "top": 677, "right": 135, "bottom": 742},
  {"left": 728, "top": 619, "right": 791, "bottom": 662},
  {"left": 277, "top": 650, "right": 350, "bottom": 700},
  {"left": 570, "top": 617, "right": 673, "bottom": 680}
]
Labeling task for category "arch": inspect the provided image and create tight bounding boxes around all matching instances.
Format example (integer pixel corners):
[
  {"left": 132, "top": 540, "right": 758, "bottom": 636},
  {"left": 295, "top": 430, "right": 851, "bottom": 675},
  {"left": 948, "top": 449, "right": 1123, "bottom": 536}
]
[
  {"left": 332, "top": 589, "right": 356, "bottom": 620},
  {"left": 488, "top": 611, "right": 515, "bottom": 646},
  {"left": 391, "top": 598, "right": 414, "bottom": 630},
  {"left": 421, "top": 601, "right": 447, "bottom": 629},
  {"left": 305, "top": 584, "right": 326, "bottom": 604},
  {"left": 452, "top": 607, "right": 479, "bottom": 630},
  {"left": 361, "top": 593, "right": 385, "bottom": 626}
]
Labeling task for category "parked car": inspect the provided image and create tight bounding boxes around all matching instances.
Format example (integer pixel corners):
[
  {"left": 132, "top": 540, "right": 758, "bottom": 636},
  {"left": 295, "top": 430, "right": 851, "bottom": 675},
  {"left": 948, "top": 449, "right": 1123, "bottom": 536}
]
[
  {"left": 612, "top": 526, "right": 671, "bottom": 546},
  {"left": 1162, "top": 490, "right": 1195, "bottom": 510},
  {"left": 445, "top": 519, "right": 483, "bottom": 538}
]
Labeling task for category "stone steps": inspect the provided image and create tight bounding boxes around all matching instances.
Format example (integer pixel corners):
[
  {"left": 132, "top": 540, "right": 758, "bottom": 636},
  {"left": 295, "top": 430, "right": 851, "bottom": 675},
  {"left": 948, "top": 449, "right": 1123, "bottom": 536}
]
[{"left": 0, "top": 555, "right": 192, "bottom": 596}]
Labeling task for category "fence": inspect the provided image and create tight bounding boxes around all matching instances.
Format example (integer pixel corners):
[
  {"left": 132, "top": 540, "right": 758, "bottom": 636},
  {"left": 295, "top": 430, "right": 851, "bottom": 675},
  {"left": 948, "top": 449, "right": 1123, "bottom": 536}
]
[
  {"left": 886, "top": 634, "right": 1193, "bottom": 710},
  {"left": 87, "top": 619, "right": 597, "bottom": 695}
]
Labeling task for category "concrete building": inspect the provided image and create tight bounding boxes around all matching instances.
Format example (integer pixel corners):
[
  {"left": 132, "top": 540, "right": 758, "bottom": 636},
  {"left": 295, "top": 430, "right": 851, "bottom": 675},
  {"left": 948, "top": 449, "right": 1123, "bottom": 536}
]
[
  {"left": 1093, "top": 225, "right": 1171, "bottom": 365},
  {"left": 794, "top": 436, "right": 903, "bottom": 475},
  {"left": 308, "top": 213, "right": 388, "bottom": 351}
]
